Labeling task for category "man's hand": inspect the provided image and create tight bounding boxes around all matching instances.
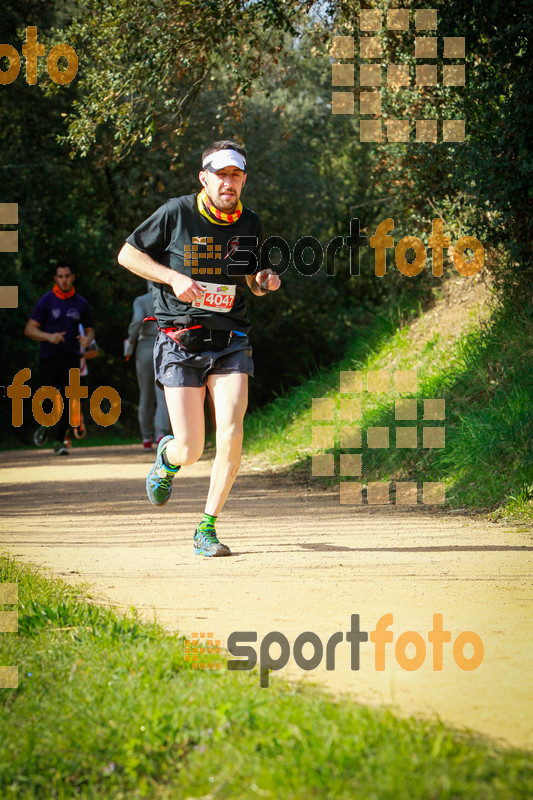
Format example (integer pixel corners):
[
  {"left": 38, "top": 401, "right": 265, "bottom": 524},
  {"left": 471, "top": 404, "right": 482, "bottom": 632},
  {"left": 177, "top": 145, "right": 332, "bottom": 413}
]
[
  {"left": 169, "top": 271, "right": 205, "bottom": 304},
  {"left": 48, "top": 331, "right": 66, "bottom": 344},
  {"left": 256, "top": 269, "right": 281, "bottom": 292},
  {"left": 124, "top": 339, "right": 135, "bottom": 360},
  {"left": 77, "top": 334, "right": 92, "bottom": 348}
]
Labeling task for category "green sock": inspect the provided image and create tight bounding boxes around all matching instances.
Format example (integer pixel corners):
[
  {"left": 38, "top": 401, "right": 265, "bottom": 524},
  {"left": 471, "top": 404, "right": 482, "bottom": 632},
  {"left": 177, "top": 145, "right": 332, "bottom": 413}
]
[
  {"left": 162, "top": 450, "right": 179, "bottom": 471},
  {"left": 198, "top": 513, "right": 217, "bottom": 533}
]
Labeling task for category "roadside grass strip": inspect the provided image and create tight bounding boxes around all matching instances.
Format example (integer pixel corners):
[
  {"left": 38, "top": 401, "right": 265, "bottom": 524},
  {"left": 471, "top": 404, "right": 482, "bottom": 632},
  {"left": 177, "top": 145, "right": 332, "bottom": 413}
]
[{"left": 1, "top": 556, "right": 532, "bottom": 799}]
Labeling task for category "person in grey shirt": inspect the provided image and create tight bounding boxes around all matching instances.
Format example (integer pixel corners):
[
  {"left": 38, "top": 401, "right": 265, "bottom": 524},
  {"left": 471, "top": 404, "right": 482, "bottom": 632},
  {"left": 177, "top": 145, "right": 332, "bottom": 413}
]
[{"left": 125, "top": 284, "right": 170, "bottom": 449}]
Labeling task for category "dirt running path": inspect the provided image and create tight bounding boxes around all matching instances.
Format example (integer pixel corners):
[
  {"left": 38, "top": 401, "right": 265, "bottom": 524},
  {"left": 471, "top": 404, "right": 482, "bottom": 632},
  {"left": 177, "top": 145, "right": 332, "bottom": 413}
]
[{"left": 1, "top": 445, "right": 532, "bottom": 750}]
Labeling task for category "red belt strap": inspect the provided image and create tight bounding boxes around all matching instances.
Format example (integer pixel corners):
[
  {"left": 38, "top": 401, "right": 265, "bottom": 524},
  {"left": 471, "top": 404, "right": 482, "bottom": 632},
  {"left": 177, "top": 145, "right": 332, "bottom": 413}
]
[
  {"left": 143, "top": 318, "right": 203, "bottom": 343},
  {"left": 160, "top": 324, "right": 202, "bottom": 345}
]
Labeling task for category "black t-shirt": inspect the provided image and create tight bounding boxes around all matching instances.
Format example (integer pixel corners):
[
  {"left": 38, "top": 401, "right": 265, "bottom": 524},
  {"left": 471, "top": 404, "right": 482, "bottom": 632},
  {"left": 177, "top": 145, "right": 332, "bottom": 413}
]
[{"left": 125, "top": 193, "right": 261, "bottom": 332}]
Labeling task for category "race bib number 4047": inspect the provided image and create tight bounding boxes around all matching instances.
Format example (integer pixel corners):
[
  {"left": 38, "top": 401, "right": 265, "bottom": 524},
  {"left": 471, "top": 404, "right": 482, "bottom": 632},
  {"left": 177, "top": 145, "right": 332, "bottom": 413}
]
[{"left": 192, "top": 282, "right": 236, "bottom": 313}]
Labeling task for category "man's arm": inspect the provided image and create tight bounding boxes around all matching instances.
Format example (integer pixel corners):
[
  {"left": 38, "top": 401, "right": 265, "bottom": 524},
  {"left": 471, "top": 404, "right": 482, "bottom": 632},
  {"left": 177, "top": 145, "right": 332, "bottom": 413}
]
[
  {"left": 79, "top": 302, "right": 95, "bottom": 349},
  {"left": 118, "top": 242, "right": 204, "bottom": 305},
  {"left": 24, "top": 318, "right": 66, "bottom": 344}
]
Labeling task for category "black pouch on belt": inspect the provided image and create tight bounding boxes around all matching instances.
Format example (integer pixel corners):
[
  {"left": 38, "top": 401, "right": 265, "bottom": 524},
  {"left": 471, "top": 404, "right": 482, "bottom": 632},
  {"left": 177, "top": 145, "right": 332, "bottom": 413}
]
[{"left": 163, "top": 316, "right": 234, "bottom": 353}]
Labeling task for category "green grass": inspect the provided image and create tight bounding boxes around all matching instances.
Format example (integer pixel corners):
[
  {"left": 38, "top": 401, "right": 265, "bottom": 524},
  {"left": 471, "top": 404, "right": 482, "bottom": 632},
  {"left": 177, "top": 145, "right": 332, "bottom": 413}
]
[
  {"left": 244, "top": 297, "right": 533, "bottom": 521},
  {"left": 244, "top": 303, "right": 414, "bottom": 465},
  {"left": 1, "top": 556, "right": 532, "bottom": 799}
]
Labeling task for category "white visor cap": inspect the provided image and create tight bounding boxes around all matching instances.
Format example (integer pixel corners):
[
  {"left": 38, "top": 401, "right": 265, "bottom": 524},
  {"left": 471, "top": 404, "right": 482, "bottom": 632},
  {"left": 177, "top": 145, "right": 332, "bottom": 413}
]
[{"left": 202, "top": 148, "right": 246, "bottom": 172}]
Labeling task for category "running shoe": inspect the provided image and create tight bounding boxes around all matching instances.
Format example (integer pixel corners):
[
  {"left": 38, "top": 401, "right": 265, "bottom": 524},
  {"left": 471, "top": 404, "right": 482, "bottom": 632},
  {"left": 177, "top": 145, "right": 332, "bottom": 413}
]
[
  {"left": 193, "top": 528, "right": 231, "bottom": 557},
  {"left": 146, "top": 435, "right": 179, "bottom": 506},
  {"left": 33, "top": 426, "right": 48, "bottom": 447},
  {"left": 53, "top": 441, "right": 69, "bottom": 456},
  {"left": 143, "top": 438, "right": 153, "bottom": 450}
]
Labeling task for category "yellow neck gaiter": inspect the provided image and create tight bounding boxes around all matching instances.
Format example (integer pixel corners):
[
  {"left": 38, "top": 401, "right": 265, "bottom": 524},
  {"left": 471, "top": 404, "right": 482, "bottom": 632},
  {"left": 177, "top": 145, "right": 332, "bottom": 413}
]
[{"left": 197, "top": 189, "right": 242, "bottom": 225}]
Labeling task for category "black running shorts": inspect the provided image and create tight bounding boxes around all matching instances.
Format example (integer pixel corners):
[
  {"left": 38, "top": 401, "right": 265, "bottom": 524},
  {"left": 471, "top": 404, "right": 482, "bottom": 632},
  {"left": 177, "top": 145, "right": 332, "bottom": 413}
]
[{"left": 154, "top": 331, "right": 254, "bottom": 389}]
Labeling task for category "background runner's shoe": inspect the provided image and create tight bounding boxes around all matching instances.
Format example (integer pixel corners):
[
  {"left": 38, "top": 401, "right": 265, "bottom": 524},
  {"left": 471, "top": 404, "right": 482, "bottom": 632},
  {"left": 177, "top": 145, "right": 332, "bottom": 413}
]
[
  {"left": 146, "top": 435, "right": 179, "bottom": 506},
  {"left": 193, "top": 528, "right": 231, "bottom": 557},
  {"left": 33, "top": 426, "right": 48, "bottom": 447},
  {"left": 53, "top": 441, "right": 69, "bottom": 455}
]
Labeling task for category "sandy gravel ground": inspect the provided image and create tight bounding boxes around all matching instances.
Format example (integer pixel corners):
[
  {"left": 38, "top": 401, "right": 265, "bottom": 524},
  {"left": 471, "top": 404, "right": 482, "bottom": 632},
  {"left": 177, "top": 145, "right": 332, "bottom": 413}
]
[{"left": 1, "top": 445, "right": 532, "bottom": 750}]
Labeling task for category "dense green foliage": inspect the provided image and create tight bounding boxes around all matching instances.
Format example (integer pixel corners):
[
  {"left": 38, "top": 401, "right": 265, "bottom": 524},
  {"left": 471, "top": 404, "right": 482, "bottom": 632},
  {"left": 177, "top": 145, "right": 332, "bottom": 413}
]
[
  {"left": 2, "top": 555, "right": 532, "bottom": 798},
  {"left": 63, "top": 0, "right": 310, "bottom": 159},
  {"left": 333, "top": 0, "right": 533, "bottom": 298},
  {"left": 0, "top": 2, "right": 402, "bottom": 442},
  {"left": 1, "top": 0, "right": 531, "bottom": 446}
]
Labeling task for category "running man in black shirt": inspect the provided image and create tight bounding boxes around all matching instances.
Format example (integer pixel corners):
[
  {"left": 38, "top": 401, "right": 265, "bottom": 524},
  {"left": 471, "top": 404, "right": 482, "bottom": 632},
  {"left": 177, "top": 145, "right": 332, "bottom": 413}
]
[{"left": 118, "top": 140, "right": 280, "bottom": 556}]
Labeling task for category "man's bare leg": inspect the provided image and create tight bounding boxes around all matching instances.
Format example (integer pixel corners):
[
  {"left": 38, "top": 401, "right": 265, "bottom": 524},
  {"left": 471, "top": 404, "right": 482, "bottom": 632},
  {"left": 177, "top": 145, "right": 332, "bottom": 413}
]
[
  {"left": 163, "top": 385, "right": 206, "bottom": 466},
  {"left": 148, "top": 374, "right": 247, "bottom": 555},
  {"left": 204, "top": 372, "right": 248, "bottom": 516},
  {"left": 146, "top": 385, "right": 205, "bottom": 507}
]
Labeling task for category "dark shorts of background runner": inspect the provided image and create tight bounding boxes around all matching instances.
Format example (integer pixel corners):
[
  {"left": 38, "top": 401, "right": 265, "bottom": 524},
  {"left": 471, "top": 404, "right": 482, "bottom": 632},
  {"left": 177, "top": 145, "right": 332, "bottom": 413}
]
[{"left": 154, "top": 331, "right": 254, "bottom": 389}]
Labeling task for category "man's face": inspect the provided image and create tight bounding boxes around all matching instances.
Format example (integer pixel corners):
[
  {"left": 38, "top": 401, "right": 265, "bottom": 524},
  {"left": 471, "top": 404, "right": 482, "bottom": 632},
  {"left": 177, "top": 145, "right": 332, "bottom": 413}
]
[
  {"left": 54, "top": 267, "right": 75, "bottom": 292},
  {"left": 200, "top": 165, "right": 247, "bottom": 213}
]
